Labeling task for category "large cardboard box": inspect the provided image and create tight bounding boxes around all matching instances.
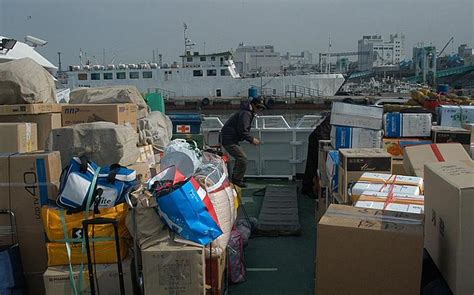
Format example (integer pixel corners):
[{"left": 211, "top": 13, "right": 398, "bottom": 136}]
[
  {"left": 0, "top": 152, "right": 61, "bottom": 274},
  {"left": 43, "top": 258, "right": 133, "bottom": 295},
  {"left": 330, "top": 126, "right": 383, "bottom": 149},
  {"left": 424, "top": 161, "right": 474, "bottom": 295},
  {"left": 142, "top": 241, "right": 206, "bottom": 295},
  {"left": 0, "top": 122, "right": 38, "bottom": 153},
  {"left": 62, "top": 103, "right": 138, "bottom": 129},
  {"left": 316, "top": 204, "right": 424, "bottom": 295},
  {"left": 403, "top": 143, "right": 472, "bottom": 177},
  {"left": 330, "top": 102, "right": 384, "bottom": 130},
  {"left": 0, "top": 108, "right": 62, "bottom": 150},
  {"left": 338, "top": 148, "right": 392, "bottom": 203},
  {"left": 384, "top": 112, "right": 432, "bottom": 137},
  {"left": 383, "top": 138, "right": 432, "bottom": 160}
]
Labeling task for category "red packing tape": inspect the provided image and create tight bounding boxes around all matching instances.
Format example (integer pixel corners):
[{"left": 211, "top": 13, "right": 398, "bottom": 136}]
[{"left": 430, "top": 144, "right": 445, "bottom": 162}]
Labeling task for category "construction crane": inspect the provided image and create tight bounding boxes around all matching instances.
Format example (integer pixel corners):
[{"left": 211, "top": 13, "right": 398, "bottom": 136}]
[{"left": 437, "top": 37, "right": 454, "bottom": 58}]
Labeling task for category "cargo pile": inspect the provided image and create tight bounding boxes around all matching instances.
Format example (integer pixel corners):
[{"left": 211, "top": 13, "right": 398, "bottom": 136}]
[
  {"left": 0, "top": 59, "right": 241, "bottom": 295},
  {"left": 316, "top": 98, "right": 474, "bottom": 294}
]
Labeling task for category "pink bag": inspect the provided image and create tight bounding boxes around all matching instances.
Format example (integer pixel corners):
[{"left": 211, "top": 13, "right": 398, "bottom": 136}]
[{"left": 228, "top": 228, "right": 246, "bottom": 283}]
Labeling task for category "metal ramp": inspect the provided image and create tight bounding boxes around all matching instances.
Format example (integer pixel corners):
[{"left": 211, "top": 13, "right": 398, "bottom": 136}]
[{"left": 256, "top": 185, "right": 301, "bottom": 236}]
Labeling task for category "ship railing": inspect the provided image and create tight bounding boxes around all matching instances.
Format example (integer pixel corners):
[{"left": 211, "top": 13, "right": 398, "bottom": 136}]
[{"left": 285, "top": 84, "right": 323, "bottom": 97}]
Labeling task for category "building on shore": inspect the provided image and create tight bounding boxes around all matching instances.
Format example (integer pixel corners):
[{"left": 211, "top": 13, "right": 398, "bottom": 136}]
[
  {"left": 233, "top": 43, "right": 281, "bottom": 76},
  {"left": 281, "top": 51, "right": 313, "bottom": 68},
  {"left": 357, "top": 34, "right": 405, "bottom": 71}
]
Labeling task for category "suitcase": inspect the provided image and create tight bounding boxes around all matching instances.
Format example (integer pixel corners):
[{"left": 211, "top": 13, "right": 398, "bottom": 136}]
[
  {"left": 0, "top": 209, "right": 25, "bottom": 294},
  {"left": 82, "top": 218, "right": 125, "bottom": 295}
]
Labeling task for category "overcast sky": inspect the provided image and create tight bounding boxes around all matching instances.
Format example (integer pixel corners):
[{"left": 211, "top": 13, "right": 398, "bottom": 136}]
[{"left": 1, "top": 0, "right": 473, "bottom": 67}]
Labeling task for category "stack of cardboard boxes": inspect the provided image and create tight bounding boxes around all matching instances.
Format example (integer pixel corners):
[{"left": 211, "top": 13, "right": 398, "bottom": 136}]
[{"left": 316, "top": 101, "right": 474, "bottom": 294}]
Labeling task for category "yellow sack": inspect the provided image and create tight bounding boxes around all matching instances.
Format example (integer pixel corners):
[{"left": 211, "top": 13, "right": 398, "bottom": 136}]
[
  {"left": 42, "top": 203, "right": 129, "bottom": 242},
  {"left": 47, "top": 240, "right": 128, "bottom": 266}
]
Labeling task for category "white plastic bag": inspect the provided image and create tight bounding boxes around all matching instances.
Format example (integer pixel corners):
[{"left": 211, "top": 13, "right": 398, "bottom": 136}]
[{"left": 161, "top": 139, "right": 202, "bottom": 178}]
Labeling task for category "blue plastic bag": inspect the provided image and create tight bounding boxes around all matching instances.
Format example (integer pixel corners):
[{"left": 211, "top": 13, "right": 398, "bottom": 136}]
[{"left": 152, "top": 168, "right": 222, "bottom": 245}]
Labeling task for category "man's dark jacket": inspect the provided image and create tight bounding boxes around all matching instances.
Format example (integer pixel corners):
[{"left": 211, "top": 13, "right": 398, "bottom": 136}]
[{"left": 221, "top": 102, "right": 255, "bottom": 145}]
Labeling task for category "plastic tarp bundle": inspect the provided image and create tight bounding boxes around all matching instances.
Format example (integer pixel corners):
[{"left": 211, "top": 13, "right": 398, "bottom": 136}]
[
  {"left": 138, "top": 111, "right": 173, "bottom": 149},
  {"left": 47, "top": 122, "right": 140, "bottom": 168},
  {"left": 195, "top": 152, "right": 237, "bottom": 257},
  {"left": 69, "top": 85, "right": 149, "bottom": 119},
  {"left": 161, "top": 139, "right": 202, "bottom": 178},
  {"left": 0, "top": 58, "right": 56, "bottom": 104}
]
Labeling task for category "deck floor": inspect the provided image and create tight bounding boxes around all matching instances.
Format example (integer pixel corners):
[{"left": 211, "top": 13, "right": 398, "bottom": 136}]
[{"left": 229, "top": 180, "right": 316, "bottom": 295}]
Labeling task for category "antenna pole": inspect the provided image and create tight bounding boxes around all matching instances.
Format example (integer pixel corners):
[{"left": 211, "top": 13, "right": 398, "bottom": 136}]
[{"left": 57, "top": 52, "right": 62, "bottom": 72}]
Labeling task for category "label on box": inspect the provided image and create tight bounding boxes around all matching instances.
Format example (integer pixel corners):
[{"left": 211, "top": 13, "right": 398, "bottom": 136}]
[
  {"left": 331, "top": 126, "right": 383, "bottom": 149},
  {"left": 385, "top": 113, "right": 432, "bottom": 137},
  {"left": 346, "top": 157, "right": 392, "bottom": 172}
]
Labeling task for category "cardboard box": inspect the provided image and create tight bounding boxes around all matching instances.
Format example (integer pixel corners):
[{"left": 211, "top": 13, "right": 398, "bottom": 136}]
[
  {"left": 325, "top": 150, "right": 339, "bottom": 193},
  {"left": 43, "top": 258, "right": 133, "bottom": 295},
  {"left": 142, "top": 241, "right": 206, "bottom": 295},
  {"left": 316, "top": 204, "right": 424, "bottom": 295},
  {"left": 317, "top": 140, "right": 332, "bottom": 187},
  {"left": 432, "top": 126, "right": 472, "bottom": 155},
  {"left": 403, "top": 143, "right": 472, "bottom": 177},
  {"left": 0, "top": 113, "right": 62, "bottom": 150},
  {"left": 0, "top": 152, "right": 61, "bottom": 273},
  {"left": 137, "top": 144, "right": 156, "bottom": 168},
  {"left": 462, "top": 123, "right": 474, "bottom": 141},
  {"left": 330, "top": 126, "right": 383, "bottom": 149},
  {"left": 438, "top": 105, "right": 474, "bottom": 127},
  {"left": 127, "top": 161, "right": 151, "bottom": 182},
  {"left": 354, "top": 191, "right": 424, "bottom": 214},
  {"left": 61, "top": 103, "right": 138, "bottom": 129},
  {"left": 338, "top": 149, "right": 392, "bottom": 203},
  {"left": 330, "top": 102, "right": 384, "bottom": 130},
  {"left": 383, "top": 138, "right": 432, "bottom": 160},
  {"left": 392, "top": 159, "right": 406, "bottom": 175},
  {"left": 0, "top": 104, "right": 62, "bottom": 115},
  {"left": 350, "top": 182, "right": 421, "bottom": 202},
  {"left": 424, "top": 161, "right": 474, "bottom": 294},
  {"left": 384, "top": 112, "right": 432, "bottom": 137},
  {"left": 0, "top": 123, "right": 38, "bottom": 153}
]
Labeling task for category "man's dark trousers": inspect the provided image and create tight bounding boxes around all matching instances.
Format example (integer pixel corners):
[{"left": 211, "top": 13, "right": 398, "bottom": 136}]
[{"left": 223, "top": 144, "right": 247, "bottom": 181}]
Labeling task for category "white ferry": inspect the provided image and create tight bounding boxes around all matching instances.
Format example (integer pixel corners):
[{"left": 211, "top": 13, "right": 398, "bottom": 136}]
[{"left": 65, "top": 50, "right": 345, "bottom": 101}]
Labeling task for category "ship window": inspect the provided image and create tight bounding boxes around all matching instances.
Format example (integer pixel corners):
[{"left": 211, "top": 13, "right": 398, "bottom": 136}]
[
  {"left": 207, "top": 69, "right": 217, "bottom": 76},
  {"left": 130, "top": 72, "right": 139, "bottom": 79},
  {"left": 200, "top": 56, "right": 206, "bottom": 62},
  {"left": 103, "top": 73, "right": 113, "bottom": 80},
  {"left": 211, "top": 56, "right": 216, "bottom": 61},
  {"left": 91, "top": 73, "right": 101, "bottom": 80},
  {"left": 78, "top": 73, "right": 88, "bottom": 80},
  {"left": 216, "top": 89, "right": 222, "bottom": 97},
  {"left": 143, "top": 71, "right": 152, "bottom": 78},
  {"left": 187, "top": 57, "right": 193, "bottom": 62},
  {"left": 117, "top": 72, "right": 126, "bottom": 79},
  {"left": 220, "top": 69, "right": 228, "bottom": 76},
  {"left": 193, "top": 70, "right": 203, "bottom": 77}
]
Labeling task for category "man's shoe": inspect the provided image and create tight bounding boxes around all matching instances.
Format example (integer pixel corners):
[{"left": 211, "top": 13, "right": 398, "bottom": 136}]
[{"left": 232, "top": 179, "right": 247, "bottom": 188}]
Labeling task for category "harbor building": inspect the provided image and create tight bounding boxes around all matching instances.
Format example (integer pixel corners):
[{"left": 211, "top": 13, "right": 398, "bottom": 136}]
[{"left": 357, "top": 34, "right": 405, "bottom": 71}]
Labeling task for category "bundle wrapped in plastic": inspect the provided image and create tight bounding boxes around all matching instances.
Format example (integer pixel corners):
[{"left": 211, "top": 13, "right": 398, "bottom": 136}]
[{"left": 161, "top": 139, "right": 202, "bottom": 178}]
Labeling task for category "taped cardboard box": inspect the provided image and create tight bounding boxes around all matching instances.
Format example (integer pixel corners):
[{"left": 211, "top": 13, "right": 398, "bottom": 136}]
[
  {"left": 354, "top": 191, "right": 424, "bottom": 214},
  {"left": 383, "top": 112, "right": 432, "bottom": 137},
  {"left": 0, "top": 122, "right": 37, "bottom": 153},
  {"left": 424, "top": 161, "right": 474, "bottom": 295},
  {"left": 330, "top": 102, "right": 384, "bottom": 130},
  {"left": 338, "top": 148, "right": 392, "bottom": 203},
  {"left": 43, "top": 257, "right": 133, "bottom": 295},
  {"left": 316, "top": 204, "right": 424, "bottom": 295},
  {"left": 403, "top": 143, "right": 472, "bottom": 177},
  {"left": 438, "top": 105, "right": 474, "bottom": 127},
  {"left": 0, "top": 113, "right": 62, "bottom": 149},
  {"left": 330, "top": 126, "right": 383, "bottom": 149},
  {"left": 62, "top": 103, "right": 138, "bottom": 129},
  {"left": 0, "top": 152, "right": 61, "bottom": 274},
  {"left": 142, "top": 241, "right": 206, "bottom": 295},
  {"left": 383, "top": 138, "right": 432, "bottom": 160}
]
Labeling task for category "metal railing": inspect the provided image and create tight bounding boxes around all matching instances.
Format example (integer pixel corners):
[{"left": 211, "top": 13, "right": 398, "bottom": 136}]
[{"left": 285, "top": 84, "right": 323, "bottom": 98}]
